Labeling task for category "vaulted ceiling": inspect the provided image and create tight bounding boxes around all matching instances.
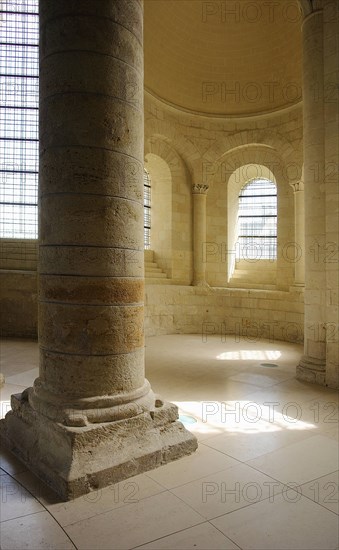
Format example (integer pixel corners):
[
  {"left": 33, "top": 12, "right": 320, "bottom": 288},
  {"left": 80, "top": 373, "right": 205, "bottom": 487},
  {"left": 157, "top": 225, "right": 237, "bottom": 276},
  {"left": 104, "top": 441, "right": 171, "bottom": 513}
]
[{"left": 144, "top": 0, "right": 302, "bottom": 116}]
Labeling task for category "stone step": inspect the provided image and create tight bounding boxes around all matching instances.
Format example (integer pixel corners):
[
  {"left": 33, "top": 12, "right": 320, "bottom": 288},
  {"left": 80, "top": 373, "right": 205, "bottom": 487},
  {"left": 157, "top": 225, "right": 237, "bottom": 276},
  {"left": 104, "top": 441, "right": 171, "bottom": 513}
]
[
  {"left": 145, "top": 277, "right": 171, "bottom": 285},
  {"left": 236, "top": 260, "right": 277, "bottom": 270},
  {"left": 143, "top": 250, "right": 169, "bottom": 282},
  {"left": 144, "top": 249, "right": 154, "bottom": 262},
  {"left": 145, "top": 271, "right": 168, "bottom": 278},
  {"left": 144, "top": 263, "right": 165, "bottom": 272},
  {"left": 228, "top": 281, "right": 277, "bottom": 290},
  {"left": 232, "top": 270, "right": 276, "bottom": 283},
  {"left": 145, "top": 262, "right": 162, "bottom": 270},
  {"left": 145, "top": 269, "right": 165, "bottom": 275}
]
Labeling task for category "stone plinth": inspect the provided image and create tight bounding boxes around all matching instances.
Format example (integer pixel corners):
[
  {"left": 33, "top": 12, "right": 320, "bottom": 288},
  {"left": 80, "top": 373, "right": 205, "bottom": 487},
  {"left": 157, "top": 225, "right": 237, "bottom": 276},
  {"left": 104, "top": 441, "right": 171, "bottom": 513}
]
[{"left": 3, "top": 394, "right": 196, "bottom": 500}]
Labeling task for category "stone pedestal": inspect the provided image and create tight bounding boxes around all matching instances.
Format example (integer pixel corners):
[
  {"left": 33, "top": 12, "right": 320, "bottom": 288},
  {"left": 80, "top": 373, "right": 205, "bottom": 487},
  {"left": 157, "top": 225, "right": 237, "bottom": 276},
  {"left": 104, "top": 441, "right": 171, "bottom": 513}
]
[
  {"left": 1, "top": 0, "right": 197, "bottom": 500},
  {"left": 5, "top": 393, "right": 195, "bottom": 500}
]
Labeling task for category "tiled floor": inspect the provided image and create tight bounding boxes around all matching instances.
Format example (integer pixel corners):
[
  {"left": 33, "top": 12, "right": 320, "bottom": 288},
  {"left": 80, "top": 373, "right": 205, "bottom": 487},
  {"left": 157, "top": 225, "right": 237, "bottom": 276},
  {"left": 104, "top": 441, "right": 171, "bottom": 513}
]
[{"left": 0, "top": 334, "right": 338, "bottom": 550}]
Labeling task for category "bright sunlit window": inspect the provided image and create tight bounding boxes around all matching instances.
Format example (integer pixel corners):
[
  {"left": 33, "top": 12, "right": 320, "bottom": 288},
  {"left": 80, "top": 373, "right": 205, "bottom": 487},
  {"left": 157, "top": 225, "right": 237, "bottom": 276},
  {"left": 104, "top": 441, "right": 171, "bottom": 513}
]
[
  {"left": 144, "top": 168, "right": 151, "bottom": 249},
  {"left": 0, "top": 0, "right": 39, "bottom": 238},
  {"left": 237, "top": 178, "right": 277, "bottom": 260}
]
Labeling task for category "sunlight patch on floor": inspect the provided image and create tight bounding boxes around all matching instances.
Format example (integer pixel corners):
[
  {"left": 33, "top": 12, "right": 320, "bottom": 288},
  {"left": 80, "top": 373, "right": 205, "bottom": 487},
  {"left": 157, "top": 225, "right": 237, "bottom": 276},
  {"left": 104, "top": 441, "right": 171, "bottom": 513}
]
[
  {"left": 175, "top": 400, "right": 317, "bottom": 436},
  {"left": 216, "top": 350, "right": 282, "bottom": 361}
]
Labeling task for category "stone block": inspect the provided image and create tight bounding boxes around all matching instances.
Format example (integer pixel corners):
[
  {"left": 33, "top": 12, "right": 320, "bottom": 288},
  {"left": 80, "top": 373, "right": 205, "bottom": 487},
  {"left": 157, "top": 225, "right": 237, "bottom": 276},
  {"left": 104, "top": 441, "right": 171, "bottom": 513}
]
[{"left": 1, "top": 394, "right": 197, "bottom": 501}]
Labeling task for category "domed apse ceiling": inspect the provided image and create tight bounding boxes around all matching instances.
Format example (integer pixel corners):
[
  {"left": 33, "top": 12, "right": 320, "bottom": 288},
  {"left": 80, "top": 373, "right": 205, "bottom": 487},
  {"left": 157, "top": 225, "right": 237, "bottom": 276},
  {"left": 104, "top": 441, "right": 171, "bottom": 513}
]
[{"left": 144, "top": 0, "right": 302, "bottom": 116}]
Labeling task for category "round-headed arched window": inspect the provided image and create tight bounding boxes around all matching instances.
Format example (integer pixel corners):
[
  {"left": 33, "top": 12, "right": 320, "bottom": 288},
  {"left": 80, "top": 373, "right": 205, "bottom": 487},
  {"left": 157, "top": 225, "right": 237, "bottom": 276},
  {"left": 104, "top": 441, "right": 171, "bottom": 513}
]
[
  {"left": 0, "top": 0, "right": 39, "bottom": 238},
  {"left": 237, "top": 178, "right": 277, "bottom": 260},
  {"left": 143, "top": 168, "right": 151, "bottom": 249}
]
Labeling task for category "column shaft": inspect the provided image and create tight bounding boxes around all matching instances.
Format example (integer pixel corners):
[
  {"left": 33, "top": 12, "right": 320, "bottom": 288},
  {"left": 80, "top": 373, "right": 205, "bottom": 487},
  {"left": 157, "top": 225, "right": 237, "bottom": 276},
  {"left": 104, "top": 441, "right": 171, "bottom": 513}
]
[
  {"left": 323, "top": 0, "right": 339, "bottom": 388},
  {"left": 297, "top": 9, "right": 327, "bottom": 382},
  {"left": 192, "top": 184, "right": 209, "bottom": 286},
  {"left": 291, "top": 182, "right": 305, "bottom": 286},
  {"left": 33, "top": 0, "right": 151, "bottom": 424}
]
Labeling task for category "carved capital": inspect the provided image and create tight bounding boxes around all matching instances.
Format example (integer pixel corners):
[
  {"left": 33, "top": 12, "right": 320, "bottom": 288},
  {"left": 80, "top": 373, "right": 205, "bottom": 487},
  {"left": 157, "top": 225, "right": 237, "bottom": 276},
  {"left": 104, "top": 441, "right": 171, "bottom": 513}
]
[
  {"left": 290, "top": 180, "right": 304, "bottom": 193},
  {"left": 299, "top": 0, "right": 324, "bottom": 18},
  {"left": 192, "top": 183, "right": 209, "bottom": 195}
]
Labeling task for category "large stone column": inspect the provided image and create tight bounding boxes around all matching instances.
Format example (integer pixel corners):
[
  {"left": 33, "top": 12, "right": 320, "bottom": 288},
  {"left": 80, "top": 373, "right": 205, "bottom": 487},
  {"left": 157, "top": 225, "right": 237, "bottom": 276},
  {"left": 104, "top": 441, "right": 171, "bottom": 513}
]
[
  {"left": 1, "top": 0, "right": 196, "bottom": 500},
  {"left": 323, "top": 0, "right": 339, "bottom": 388},
  {"left": 192, "top": 183, "right": 209, "bottom": 286},
  {"left": 297, "top": 8, "right": 327, "bottom": 384}
]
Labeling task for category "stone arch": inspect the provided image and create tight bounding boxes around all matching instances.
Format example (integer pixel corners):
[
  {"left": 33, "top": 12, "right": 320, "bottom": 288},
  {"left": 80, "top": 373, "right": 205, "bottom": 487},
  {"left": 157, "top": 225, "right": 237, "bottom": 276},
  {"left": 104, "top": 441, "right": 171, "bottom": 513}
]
[
  {"left": 145, "top": 134, "right": 190, "bottom": 190},
  {"left": 200, "top": 126, "right": 302, "bottom": 190},
  {"left": 213, "top": 142, "right": 300, "bottom": 188},
  {"left": 206, "top": 143, "right": 298, "bottom": 289},
  {"left": 145, "top": 118, "right": 201, "bottom": 182},
  {"left": 298, "top": 0, "right": 324, "bottom": 17},
  {"left": 227, "top": 163, "right": 278, "bottom": 281},
  {"left": 144, "top": 135, "right": 193, "bottom": 283}
]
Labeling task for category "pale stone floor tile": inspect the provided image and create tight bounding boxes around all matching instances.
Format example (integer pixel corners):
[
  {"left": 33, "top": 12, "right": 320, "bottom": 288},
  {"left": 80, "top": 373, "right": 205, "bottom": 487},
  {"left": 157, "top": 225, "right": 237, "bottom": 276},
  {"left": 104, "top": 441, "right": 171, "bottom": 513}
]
[
  {"left": 246, "top": 434, "right": 339, "bottom": 486},
  {"left": 145, "top": 334, "right": 303, "bottom": 364},
  {"left": 217, "top": 385, "right": 337, "bottom": 440},
  {"left": 145, "top": 335, "right": 302, "bottom": 404},
  {"left": 243, "top": 378, "right": 339, "bottom": 413},
  {"left": 175, "top": 399, "right": 246, "bottom": 443},
  {"left": 320, "top": 421, "right": 339, "bottom": 441},
  {"left": 202, "top": 425, "right": 315, "bottom": 462},
  {"left": 176, "top": 396, "right": 318, "bottom": 448},
  {"left": 296, "top": 395, "right": 339, "bottom": 426},
  {"left": 150, "top": 375, "right": 265, "bottom": 404},
  {"left": 211, "top": 492, "right": 339, "bottom": 550},
  {"left": 134, "top": 522, "right": 240, "bottom": 550},
  {"left": 65, "top": 491, "right": 204, "bottom": 550},
  {"left": 227, "top": 369, "right": 294, "bottom": 388},
  {"left": 1, "top": 335, "right": 337, "bottom": 550},
  {"left": 0, "top": 473, "right": 44, "bottom": 522},
  {"left": 172, "top": 462, "right": 285, "bottom": 521},
  {"left": 0, "top": 511, "right": 76, "bottom": 549},
  {"left": 299, "top": 470, "right": 339, "bottom": 515},
  {"left": 179, "top": 418, "right": 229, "bottom": 443},
  {"left": 15, "top": 469, "right": 167, "bottom": 527},
  {"left": 145, "top": 443, "right": 239, "bottom": 490}
]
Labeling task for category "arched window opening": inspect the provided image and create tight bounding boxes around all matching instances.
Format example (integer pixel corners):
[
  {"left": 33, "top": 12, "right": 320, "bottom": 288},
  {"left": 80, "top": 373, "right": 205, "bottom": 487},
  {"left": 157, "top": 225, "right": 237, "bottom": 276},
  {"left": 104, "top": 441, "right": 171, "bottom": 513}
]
[
  {"left": 143, "top": 168, "right": 151, "bottom": 249},
  {"left": 0, "top": 0, "right": 39, "bottom": 238},
  {"left": 237, "top": 178, "right": 277, "bottom": 260}
]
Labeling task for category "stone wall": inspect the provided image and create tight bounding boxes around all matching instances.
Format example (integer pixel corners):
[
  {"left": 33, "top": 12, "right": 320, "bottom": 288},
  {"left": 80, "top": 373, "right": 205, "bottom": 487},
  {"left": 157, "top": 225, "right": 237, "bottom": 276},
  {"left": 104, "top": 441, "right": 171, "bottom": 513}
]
[
  {"left": 0, "top": 240, "right": 38, "bottom": 338},
  {"left": 0, "top": 267, "right": 304, "bottom": 345},
  {"left": 145, "top": 93, "right": 304, "bottom": 290},
  {"left": 0, "top": 271, "right": 38, "bottom": 338},
  {"left": 0, "top": 96, "right": 306, "bottom": 344},
  {"left": 145, "top": 284, "right": 304, "bottom": 344}
]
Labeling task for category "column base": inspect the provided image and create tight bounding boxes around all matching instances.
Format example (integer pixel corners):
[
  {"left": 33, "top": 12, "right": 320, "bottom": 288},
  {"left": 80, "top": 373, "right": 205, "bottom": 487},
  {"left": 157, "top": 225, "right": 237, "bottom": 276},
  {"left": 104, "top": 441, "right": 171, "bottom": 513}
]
[
  {"left": 296, "top": 355, "right": 326, "bottom": 386},
  {"left": 0, "top": 391, "right": 197, "bottom": 501},
  {"left": 289, "top": 284, "right": 305, "bottom": 292},
  {"left": 192, "top": 280, "right": 209, "bottom": 288}
]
